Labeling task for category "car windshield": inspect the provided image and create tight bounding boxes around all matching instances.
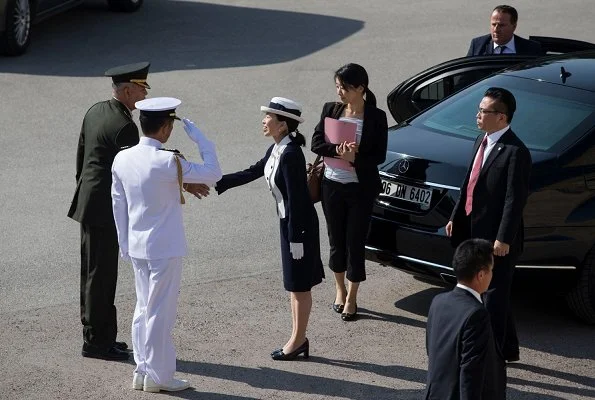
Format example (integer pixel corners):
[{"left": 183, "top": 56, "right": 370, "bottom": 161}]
[{"left": 410, "top": 74, "right": 595, "bottom": 152}]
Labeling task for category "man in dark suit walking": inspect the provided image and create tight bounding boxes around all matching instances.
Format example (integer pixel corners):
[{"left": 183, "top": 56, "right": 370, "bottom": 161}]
[
  {"left": 446, "top": 87, "right": 532, "bottom": 363},
  {"left": 68, "top": 62, "right": 150, "bottom": 360},
  {"left": 467, "top": 5, "right": 543, "bottom": 56},
  {"left": 425, "top": 238, "right": 505, "bottom": 400}
]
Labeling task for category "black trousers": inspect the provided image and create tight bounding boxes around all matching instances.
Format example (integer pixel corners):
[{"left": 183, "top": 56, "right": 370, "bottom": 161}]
[
  {"left": 454, "top": 214, "right": 520, "bottom": 359},
  {"left": 484, "top": 252, "right": 520, "bottom": 360},
  {"left": 80, "top": 223, "right": 119, "bottom": 349},
  {"left": 321, "top": 178, "right": 376, "bottom": 282}
]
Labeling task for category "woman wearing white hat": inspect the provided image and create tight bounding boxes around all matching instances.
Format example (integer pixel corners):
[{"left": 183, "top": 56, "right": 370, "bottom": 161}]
[{"left": 216, "top": 97, "right": 324, "bottom": 360}]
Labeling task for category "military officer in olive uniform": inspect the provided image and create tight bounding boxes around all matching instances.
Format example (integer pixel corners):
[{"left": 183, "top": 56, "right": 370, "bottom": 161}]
[{"left": 68, "top": 62, "right": 150, "bottom": 361}]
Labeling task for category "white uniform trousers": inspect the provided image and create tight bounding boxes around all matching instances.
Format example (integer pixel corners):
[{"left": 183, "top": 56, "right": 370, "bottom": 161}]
[{"left": 131, "top": 257, "right": 183, "bottom": 384}]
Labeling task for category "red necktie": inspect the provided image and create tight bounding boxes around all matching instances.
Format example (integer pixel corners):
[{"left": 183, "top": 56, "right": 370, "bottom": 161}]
[{"left": 465, "top": 135, "right": 488, "bottom": 215}]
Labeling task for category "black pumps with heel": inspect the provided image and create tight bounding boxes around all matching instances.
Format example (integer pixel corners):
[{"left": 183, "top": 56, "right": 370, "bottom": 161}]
[{"left": 271, "top": 339, "right": 309, "bottom": 361}]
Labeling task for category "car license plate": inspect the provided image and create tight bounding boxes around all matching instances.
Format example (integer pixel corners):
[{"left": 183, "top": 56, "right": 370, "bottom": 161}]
[{"left": 380, "top": 180, "right": 432, "bottom": 208}]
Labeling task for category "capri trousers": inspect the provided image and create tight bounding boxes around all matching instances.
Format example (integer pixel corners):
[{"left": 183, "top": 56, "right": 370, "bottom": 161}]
[{"left": 321, "top": 177, "right": 376, "bottom": 282}]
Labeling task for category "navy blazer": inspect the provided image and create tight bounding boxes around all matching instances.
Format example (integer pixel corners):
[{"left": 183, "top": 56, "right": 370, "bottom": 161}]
[
  {"left": 216, "top": 142, "right": 314, "bottom": 243},
  {"left": 466, "top": 34, "right": 543, "bottom": 56},
  {"left": 450, "top": 129, "right": 532, "bottom": 254},
  {"left": 311, "top": 101, "right": 388, "bottom": 195},
  {"left": 425, "top": 287, "right": 503, "bottom": 400}
]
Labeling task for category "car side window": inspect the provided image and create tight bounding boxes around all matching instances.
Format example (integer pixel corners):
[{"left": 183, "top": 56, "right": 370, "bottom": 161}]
[{"left": 412, "top": 69, "right": 503, "bottom": 111}]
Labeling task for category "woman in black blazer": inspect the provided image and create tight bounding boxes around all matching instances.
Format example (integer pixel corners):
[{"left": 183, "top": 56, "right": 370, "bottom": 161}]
[
  {"left": 311, "top": 64, "right": 388, "bottom": 321},
  {"left": 216, "top": 97, "right": 324, "bottom": 360}
]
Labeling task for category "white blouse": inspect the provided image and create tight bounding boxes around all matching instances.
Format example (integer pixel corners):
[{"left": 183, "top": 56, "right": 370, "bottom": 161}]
[
  {"left": 324, "top": 116, "right": 363, "bottom": 184},
  {"left": 264, "top": 135, "right": 291, "bottom": 219}
]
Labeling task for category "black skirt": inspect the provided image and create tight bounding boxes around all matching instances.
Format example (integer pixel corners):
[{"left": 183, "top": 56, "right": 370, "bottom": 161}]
[{"left": 279, "top": 207, "right": 324, "bottom": 292}]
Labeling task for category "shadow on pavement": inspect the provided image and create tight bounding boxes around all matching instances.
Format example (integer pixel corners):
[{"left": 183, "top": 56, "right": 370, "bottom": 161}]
[
  {"left": 0, "top": 0, "right": 363, "bottom": 76},
  {"left": 176, "top": 358, "right": 578, "bottom": 399},
  {"left": 511, "top": 284, "right": 595, "bottom": 360},
  {"left": 508, "top": 363, "right": 595, "bottom": 398},
  {"left": 356, "top": 306, "right": 427, "bottom": 328},
  {"left": 177, "top": 360, "right": 422, "bottom": 400},
  {"left": 394, "top": 287, "right": 446, "bottom": 317},
  {"left": 386, "top": 275, "right": 594, "bottom": 361},
  {"left": 310, "top": 357, "right": 426, "bottom": 383},
  {"left": 160, "top": 391, "right": 257, "bottom": 399}
]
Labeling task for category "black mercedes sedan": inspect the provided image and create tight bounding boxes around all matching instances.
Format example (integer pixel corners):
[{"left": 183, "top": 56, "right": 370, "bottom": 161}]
[
  {"left": 365, "top": 48, "right": 595, "bottom": 324},
  {"left": 0, "top": 0, "right": 143, "bottom": 56}
]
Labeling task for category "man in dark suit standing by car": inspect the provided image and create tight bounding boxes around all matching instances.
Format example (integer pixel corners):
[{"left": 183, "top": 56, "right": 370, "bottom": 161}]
[
  {"left": 426, "top": 238, "right": 505, "bottom": 400},
  {"left": 446, "top": 87, "right": 531, "bottom": 363},
  {"left": 68, "top": 62, "right": 150, "bottom": 361},
  {"left": 467, "top": 5, "right": 543, "bottom": 56}
]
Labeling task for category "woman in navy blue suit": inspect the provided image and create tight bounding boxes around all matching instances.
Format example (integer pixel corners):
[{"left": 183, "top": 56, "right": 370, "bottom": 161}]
[{"left": 216, "top": 97, "right": 324, "bottom": 360}]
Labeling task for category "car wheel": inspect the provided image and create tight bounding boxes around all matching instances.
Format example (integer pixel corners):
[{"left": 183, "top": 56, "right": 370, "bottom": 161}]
[
  {"left": 0, "top": 0, "right": 32, "bottom": 56},
  {"left": 566, "top": 247, "right": 595, "bottom": 324},
  {"left": 107, "top": 0, "right": 143, "bottom": 12}
]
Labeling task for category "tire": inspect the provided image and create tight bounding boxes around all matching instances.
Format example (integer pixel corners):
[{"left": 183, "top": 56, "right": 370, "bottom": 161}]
[
  {"left": 566, "top": 246, "right": 595, "bottom": 324},
  {"left": 107, "top": 0, "right": 143, "bottom": 13},
  {"left": 0, "top": 0, "right": 32, "bottom": 56}
]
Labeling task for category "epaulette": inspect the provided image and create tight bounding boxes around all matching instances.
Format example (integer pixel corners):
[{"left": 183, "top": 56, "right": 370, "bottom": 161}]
[{"left": 159, "top": 148, "right": 181, "bottom": 154}]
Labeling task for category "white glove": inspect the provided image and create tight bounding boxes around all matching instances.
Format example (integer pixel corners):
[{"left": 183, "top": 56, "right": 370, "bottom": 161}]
[
  {"left": 119, "top": 249, "right": 131, "bottom": 263},
  {"left": 182, "top": 118, "right": 204, "bottom": 143},
  {"left": 290, "top": 242, "right": 304, "bottom": 260}
]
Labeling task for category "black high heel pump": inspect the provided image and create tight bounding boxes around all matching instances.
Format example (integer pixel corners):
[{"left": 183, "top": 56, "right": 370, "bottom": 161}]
[{"left": 271, "top": 339, "right": 309, "bottom": 361}]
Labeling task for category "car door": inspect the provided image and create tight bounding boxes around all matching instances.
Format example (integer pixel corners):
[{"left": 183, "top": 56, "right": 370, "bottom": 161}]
[
  {"left": 387, "top": 55, "right": 537, "bottom": 123},
  {"left": 387, "top": 37, "right": 595, "bottom": 124}
]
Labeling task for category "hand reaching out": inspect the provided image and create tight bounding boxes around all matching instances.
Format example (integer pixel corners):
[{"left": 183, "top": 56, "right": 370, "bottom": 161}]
[{"left": 184, "top": 183, "right": 210, "bottom": 199}]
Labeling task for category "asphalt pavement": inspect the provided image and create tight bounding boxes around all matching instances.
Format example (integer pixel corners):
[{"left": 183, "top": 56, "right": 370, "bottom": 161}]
[{"left": 0, "top": 0, "right": 594, "bottom": 399}]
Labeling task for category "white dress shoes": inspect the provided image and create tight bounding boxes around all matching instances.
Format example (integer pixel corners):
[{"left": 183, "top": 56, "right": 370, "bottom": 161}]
[
  {"left": 143, "top": 375, "right": 190, "bottom": 393},
  {"left": 132, "top": 373, "right": 144, "bottom": 390}
]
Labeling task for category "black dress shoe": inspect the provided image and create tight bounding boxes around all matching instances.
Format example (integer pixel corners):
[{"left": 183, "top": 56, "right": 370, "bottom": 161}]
[
  {"left": 505, "top": 353, "right": 520, "bottom": 363},
  {"left": 82, "top": 344, "right": 130, "bottom": 361},
  {"left": 332, "top": 304, "right": 344, "bottom": 314},
  {"left": 341, "top": 304, "right": 358, "bottom": 321},
  {"left": 114, "top": 341, "right": 128, "bottom": 350},
  {"left": 271, "top": 339, "right": 309, "bottom": 361}
]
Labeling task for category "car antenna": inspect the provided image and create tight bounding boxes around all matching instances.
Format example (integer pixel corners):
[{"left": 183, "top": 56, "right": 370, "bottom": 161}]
[{"left": 560, "top": 66, "right": 572, "bottom": 84}]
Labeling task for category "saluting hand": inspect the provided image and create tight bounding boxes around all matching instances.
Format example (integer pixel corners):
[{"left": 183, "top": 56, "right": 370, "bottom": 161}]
[
  {"left": 493, "top": 240, "right": 510, "bottom": 257},
  {"left": 182, "top": 118, "right": 204, "bottom": 143}
]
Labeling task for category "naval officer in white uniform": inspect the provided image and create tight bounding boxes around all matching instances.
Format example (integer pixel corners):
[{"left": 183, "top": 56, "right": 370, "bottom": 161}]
[{"left": 111, "top": 97, "right": 222, "bottom": 392}]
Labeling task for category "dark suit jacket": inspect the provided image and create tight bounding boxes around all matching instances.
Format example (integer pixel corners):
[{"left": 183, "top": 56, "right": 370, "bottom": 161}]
[
  {"left": 425, "top": 287, "right": 503, "bottom": 400},
  {"left": 68, "top": 98, "right": 139, "bottom": 226},
  {"left": 216, "top": 143, "right": 316, "bottom": 244},
  {"left": 467, "top": 34, "right": 543, "bottom": 56},
  {"left": 450, "top": 129, "right": 531, "bottom": 255},
  {"left": 311, "top": 101, "right": 388, "bottom": 195}
]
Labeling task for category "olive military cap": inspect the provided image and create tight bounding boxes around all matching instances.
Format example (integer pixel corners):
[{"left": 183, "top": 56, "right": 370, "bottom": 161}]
[{"left": 105, "top": 61, "right": 151, "bottom": 89}]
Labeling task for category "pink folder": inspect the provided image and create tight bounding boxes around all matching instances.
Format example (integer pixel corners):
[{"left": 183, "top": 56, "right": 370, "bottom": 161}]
[{"left": 324, "top": 117, "right": 357, "bottom": 171}]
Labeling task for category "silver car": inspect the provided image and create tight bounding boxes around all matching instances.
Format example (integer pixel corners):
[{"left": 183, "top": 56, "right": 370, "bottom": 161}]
[{"left": 0, "top": 0, "right": 143, "bottom": 56}]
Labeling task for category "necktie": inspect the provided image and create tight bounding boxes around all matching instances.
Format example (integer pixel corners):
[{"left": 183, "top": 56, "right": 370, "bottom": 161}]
[
  {"left": 465, "top": 135, "right": 488, "bottom": 215},
  {"left": 497, "top": 45, "right": 507, "bottom": 54}
]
